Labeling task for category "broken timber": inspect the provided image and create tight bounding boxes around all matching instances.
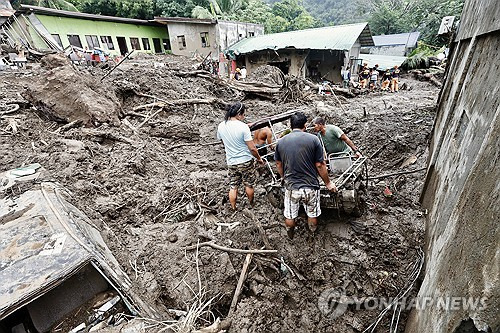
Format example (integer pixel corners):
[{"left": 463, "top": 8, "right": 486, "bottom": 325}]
[
  {"left": 184, "top": 241, "right": 277, "bottom": 254},
  {"left": 229, "top": 253, "right": 253, "bottom": 315},
  {"left": 133, "top": 98, "right": 227, "bottom": 111}
]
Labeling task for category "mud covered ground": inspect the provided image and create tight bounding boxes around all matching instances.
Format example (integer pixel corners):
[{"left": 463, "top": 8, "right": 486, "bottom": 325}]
[{"left": 0, "top": 54, "right": 438, "bottom": 332}]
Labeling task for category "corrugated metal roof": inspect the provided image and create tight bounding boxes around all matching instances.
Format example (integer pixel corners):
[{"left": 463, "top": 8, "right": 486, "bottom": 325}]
[
  {"left": 17, "top": 5, "right": 162, "bottom": 26},
  {"left": 154, "top": 16, "right": 215, "bottom": 25},
  {"left": 359, "top": 54, "right": 407, "bottom": 70},
  {"left": 372, "top": 32, "right": 420, "bottom": 47},
  {"left": 227, "top": 22, "right": 374, "bottom": 55}
]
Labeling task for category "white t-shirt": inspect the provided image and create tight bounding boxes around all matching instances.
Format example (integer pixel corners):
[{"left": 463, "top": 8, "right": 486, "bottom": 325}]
[
  {"left": 217, "top": 120, "right": 254, "bottom": 165},
  {"left": 240, "top": 68, "right": 247, "bottom": 79}
]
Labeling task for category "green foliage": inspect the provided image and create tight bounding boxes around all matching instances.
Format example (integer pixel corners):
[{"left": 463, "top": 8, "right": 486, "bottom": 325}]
[
  {"left": 408, "top": 41, "right": 439, "bottom": 57},
  {"left": 365, "top": 0, "right": 464, "bottom": 46},
  {"left": 156, "top": 0, "right": 211, "bottom": 17},
  {"left": 403, "top": 42, "right": 445, "bottom": 69},
  {"left": 191, "top": 5, "right": 213, "bottom": 19},
  {"left": 302, "top": 0, "right": 367, "bottom": 25},
  {"left": 78, "top": 0, "right": 154, "bottom": 18},
  {"left": 191, "top": 0, "right": 317, "bottom": 33},
  {"left": 12, "top": 0, "right": 79, "bottom": 11},
  {"left": 272, "top": 0, "right": 302, "bottom": 21},
  {"left": 290, "top": 11, "right": 317, "bottom": 30},
  {"left": 265, "top": 14, "right": 290, "bottom": 32},
  {"left": 116, "top": 0, "right": 153, "bottom": 19}
]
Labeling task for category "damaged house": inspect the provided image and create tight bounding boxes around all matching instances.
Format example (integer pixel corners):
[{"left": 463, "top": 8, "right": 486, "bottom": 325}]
[
  {"left": 0, "top": 5, "right": 171, "bottom": 56},
  {"left": 154, "top": 17, "right": 264, "bottom": 76},
  {"left": 225, "top": 22, "right": 374, "bottom": 82},
  {"left": 361, "top": 32, "right": 420, "bottom": 56},
  {"left": 0, "top": 165, "right": 157, "bottom": 332}
]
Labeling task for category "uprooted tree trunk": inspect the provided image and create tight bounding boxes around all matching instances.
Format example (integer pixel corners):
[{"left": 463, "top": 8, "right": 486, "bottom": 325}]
[
  {"left": 302, "top": 79, "right": 358, "bottom": 98},
  {"left": 132, "top": 98, "right": 228, "bottom": 112},
  {"left": 409, "top": 70, "right": 442, "bottom": 87},
  {"left": 174, "top": 69, "right": 307, "bottom": 102}
]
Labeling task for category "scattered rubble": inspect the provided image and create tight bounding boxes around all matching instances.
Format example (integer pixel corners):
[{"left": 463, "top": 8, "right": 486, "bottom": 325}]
[{"left": 0, "top": 53, "right": 439, "bottom": 332}]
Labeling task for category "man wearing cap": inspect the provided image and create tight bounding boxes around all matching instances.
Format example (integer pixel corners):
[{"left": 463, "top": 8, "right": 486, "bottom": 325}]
[{"left": 312, "top": 117, "right": 362, "bottom": 158}]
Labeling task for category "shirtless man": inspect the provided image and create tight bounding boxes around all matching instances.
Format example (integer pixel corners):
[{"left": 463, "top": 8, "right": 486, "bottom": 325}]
[{"left": 253, "top": 127, "right": 273, "bottom": 157}]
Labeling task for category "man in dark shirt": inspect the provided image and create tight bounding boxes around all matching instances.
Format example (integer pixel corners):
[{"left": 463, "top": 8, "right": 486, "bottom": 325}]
[
  {"left": 391, "top": 65, "right": 401, "bottom": 92},
  {"left": 274, "top": 112, "right": 336, "bottom": 239},
  {"left": 381, "top": 69, "right": 392, "bottom": 91}
]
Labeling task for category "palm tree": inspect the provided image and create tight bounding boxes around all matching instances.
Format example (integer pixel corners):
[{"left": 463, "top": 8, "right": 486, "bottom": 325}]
[
  {"left": 192, "top": 0, "right": 246, "bottom": 19},
  {"left": 11, "top": 0, "right": 78, "bottom": 11}
]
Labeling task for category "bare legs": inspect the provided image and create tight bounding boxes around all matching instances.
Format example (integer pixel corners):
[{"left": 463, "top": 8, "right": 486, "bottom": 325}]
[
  {"left": 285, "top": 216, "right": 317, "bottom": 239},
  {"left": 229, "top": 186, "right": 254, "bottom": 210}
]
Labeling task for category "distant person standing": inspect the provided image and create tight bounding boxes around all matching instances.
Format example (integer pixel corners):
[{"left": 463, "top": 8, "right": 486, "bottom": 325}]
[
  {"left": 217, "top": 102, "right": 264, "bottom": 210},
  {"left": 359, "top": 66, "right": 370, "bottom": 89},
  {"left": 391, "top": 65, "right": 400, "bottom": 92},
  {"left": 234, "top": 68, "right": 242, "bottom": 80},
  {"left": 274, "top": 112, "right": 336, "bottom": 239},
  {"left": 341, "top": 66, "right": 351, "bottom": 88},
  {"left": 369, "top": 68, "right": 379, "bottom": 91},
  {"left": 381, "top": 69, "right": 392, "bottom": 91}
]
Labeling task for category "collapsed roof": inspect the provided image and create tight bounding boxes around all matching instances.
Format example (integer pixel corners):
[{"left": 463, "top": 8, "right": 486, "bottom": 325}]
[
  {"left": 0, "top": 164, "right": 158, "bottom": 325},
  {"left": 226, "top": 22, "right": 374, "bottom": 56}
]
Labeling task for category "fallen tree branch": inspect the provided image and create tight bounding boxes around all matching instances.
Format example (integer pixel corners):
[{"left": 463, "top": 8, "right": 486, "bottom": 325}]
[
  {"left": 229, "top": 253, "right": 253, "bottom": 316},
  {"left": 100, "top": 50, "right": 134, "bottom": 81},
  {"left": 244, "top": 209, "right": 272, "bottom": 250},
  {"left": 134, "top": 92, "right": 174, "bottom": 105},
  {"left": 52, "top": 119, "right": 83, "bottom": 134},
  {"left": 369, "top": 167, "right": 426, "bottom": 180},
  {"left": 136, "top": 107, "right": 163, "bottom": 130},
  {"left": 166, "top": 140, "right": 221, "bottom": 151},
  {"left": 80, "top": 128, "right": 135, "bottom": 145},
  {"left": 0, "top": 103, "right": 20, "bottom": 116},
  {"left": 369, "top": 144, "right": 387, "bottom": 159},
  {"left": 133, "top": 98, "right": 227, "bottom": 111},
  {"left": 184, "top": 241, "right": 278, "bottom": 254},
  {"left": 175, "top": 69, "right": 213, "bottom": 78}
]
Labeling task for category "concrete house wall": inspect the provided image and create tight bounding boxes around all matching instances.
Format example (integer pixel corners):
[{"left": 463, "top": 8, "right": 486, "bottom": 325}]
[
  {"left": 404, "top": 0, "right": 500, "bottom": 332},
  {"left": 36, "top": 14, "right": 169, "bottom": 55},
  {"left": 243, "top": 48, "right": 346, "bottom": 83},
  {"left": 242, "top": 45, "right": 356, "bottom": 83},
  {"left": 217, "top": 20, "right": 264, "bottom": 51},
  {"left": 167, "top": 22, "right": 217, "bottom": 58},
  {"left": 361, "top": 44, "right": 407, "bottom": 56},
  {"left": 243, "top": 49, "right": 308, "bottom": 77}
]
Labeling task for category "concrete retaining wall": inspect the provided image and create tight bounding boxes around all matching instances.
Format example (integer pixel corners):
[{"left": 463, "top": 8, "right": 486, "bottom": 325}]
[{"left": 404, "top": 0, "right": 499, "bottom": 332}]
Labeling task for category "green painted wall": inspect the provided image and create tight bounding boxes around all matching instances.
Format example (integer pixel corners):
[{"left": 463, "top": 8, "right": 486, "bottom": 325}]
[
  {"left": 5, "top": 17, "right": 47, "bottom": 50},
  {"left": 36, "top": 14, "right": 169, "bottom": 55}
]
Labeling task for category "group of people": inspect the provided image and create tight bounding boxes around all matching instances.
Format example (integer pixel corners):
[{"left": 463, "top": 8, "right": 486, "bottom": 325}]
[
  {"left": 216, "top": 103, "right": 361, "bottom": 239},
  {"left": 342, "top": 63, "right": 401, "bottom": 93},
  {"left": 359, "top": 63, "right": 401, "bottom": 92}
]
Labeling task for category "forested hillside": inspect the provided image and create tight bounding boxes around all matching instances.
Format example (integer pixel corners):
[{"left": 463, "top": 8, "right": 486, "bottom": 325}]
[
  {"left": 301, "top": 0, "right": 367, "bottom": 25},
  {"left": 10, "top": 0, "right": 464, "bottom": 45}
]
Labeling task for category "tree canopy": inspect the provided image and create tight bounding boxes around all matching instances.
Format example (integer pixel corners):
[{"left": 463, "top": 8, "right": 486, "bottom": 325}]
[{"left": 11, "top": 0, "right": 464, "bottom": 46}]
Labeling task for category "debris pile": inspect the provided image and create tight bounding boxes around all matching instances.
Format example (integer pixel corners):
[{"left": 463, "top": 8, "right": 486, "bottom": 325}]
[
  {"left": 0, "top": 53, "right": 440, "bottom": 332},
  {"left": 24, "top": 53, "right": 121, "bottom": 126}
]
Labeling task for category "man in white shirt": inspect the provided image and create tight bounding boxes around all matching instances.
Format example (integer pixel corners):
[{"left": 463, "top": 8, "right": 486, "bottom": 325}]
[{"left": 217, "top": 102, "right": 264, "bottom": 210}]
